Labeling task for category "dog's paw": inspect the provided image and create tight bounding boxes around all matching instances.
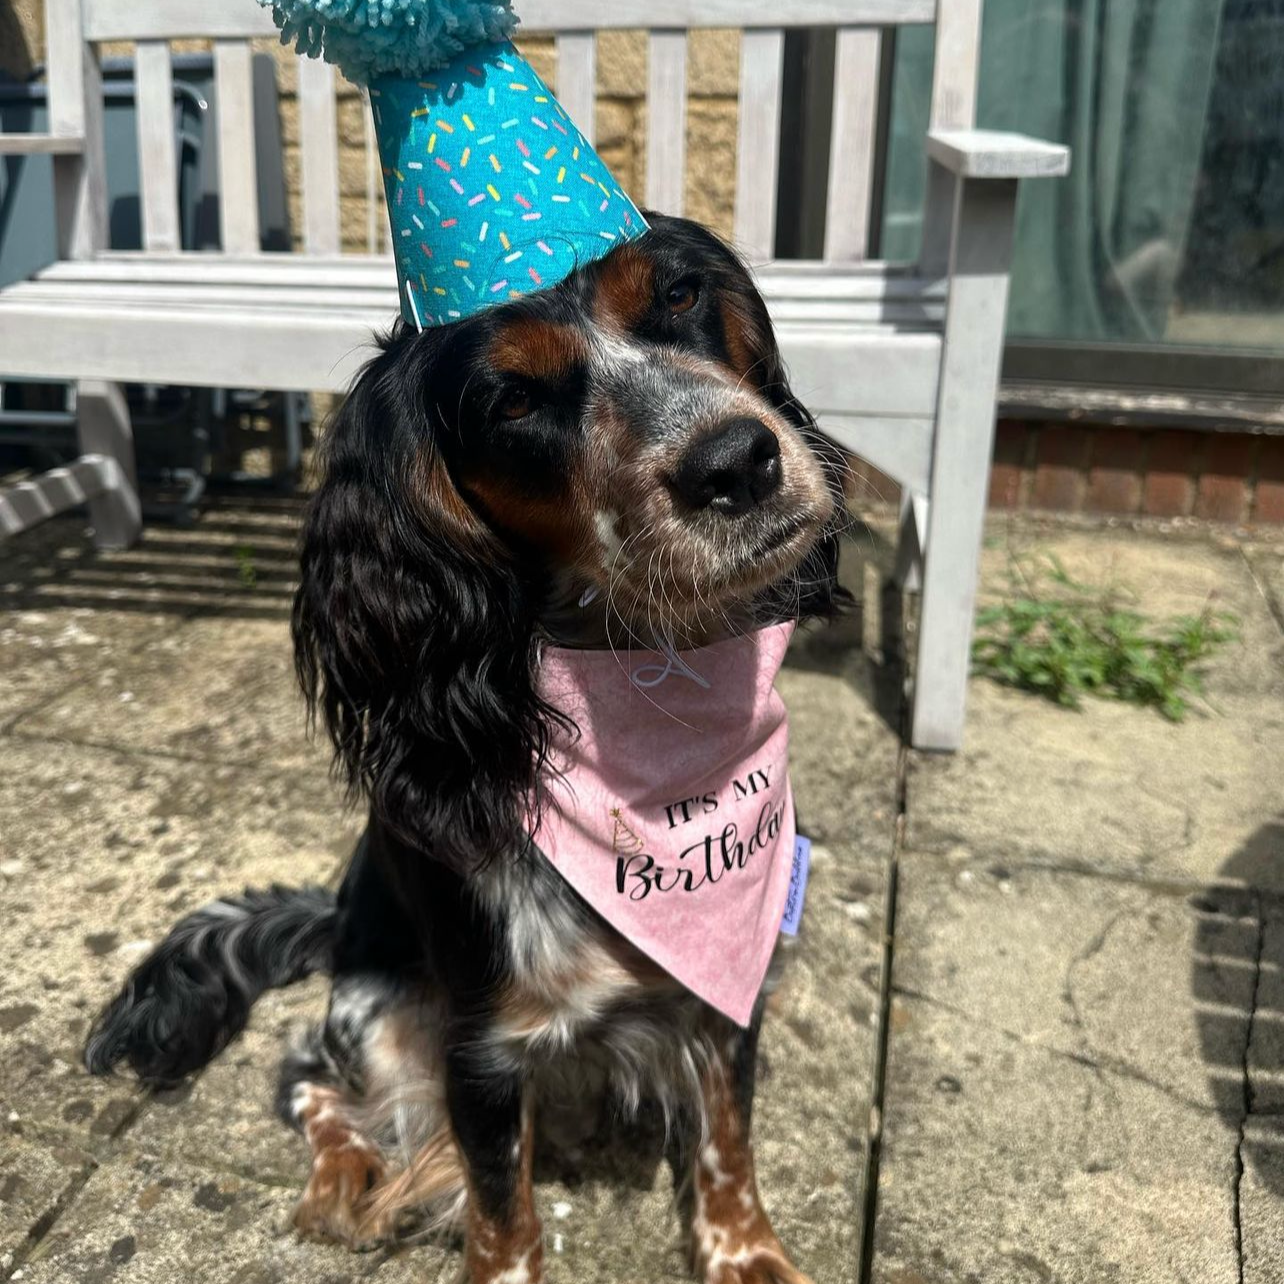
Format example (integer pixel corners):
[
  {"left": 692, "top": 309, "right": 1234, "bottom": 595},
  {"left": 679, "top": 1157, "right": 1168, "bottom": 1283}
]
[
  {"left": 700, "top": 1251, "right": 815, "bottom": 1284},
  {"left": 292, "top": 1142, "right": 391, "bottom": 1251}
]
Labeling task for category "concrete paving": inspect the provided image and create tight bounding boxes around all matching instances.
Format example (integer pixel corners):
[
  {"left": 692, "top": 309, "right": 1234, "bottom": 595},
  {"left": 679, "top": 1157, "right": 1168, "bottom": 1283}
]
[
  {"left": 5, "top": 504, "right": 1282, "bottom": 1284},
  {"left": 0, "top": 500, "right": 894, "bottom": 1284},
  {"left": 873, "top": 524, "right": 1284, "bottom": 1284}
]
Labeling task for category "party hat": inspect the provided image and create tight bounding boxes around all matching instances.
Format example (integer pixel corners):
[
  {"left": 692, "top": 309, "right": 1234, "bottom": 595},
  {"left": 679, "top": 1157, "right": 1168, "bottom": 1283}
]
[{"left": 261, "top": 1, "right": 648, "bottom": 327}]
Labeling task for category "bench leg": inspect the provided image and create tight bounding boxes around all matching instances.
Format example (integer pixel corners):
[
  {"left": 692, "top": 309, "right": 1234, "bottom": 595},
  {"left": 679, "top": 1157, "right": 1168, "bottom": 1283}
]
[
  {"left": 893, "top": 490, "right": 925, "bottom": 594},
  {"left": 910, "top": 177, "right": 1017, "bottom": 752},
  {"left": 76, "top": 380, "right": 141, "bottom": 550}
]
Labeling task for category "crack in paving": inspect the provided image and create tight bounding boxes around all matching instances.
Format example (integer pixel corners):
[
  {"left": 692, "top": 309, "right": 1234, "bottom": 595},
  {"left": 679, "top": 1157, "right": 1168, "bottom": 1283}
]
[
  {"left": 1231, "top": 892, "right": 1265, "bottom": 1284},
  {"left": 1239, "top": 547, "right": 1284, "bottom": 638},
  {"left": 1, "top": 1157, "right": 98, "bottom": 1283},
  {"left": 892, "top": 983, "right": 1222, "bottom": 1117},
  {"left": 856, "top": 721, "right": 910, "bottom": 1283},
  {"left": 1, "top": 1094, "right": 145, "bottom": 1282}
]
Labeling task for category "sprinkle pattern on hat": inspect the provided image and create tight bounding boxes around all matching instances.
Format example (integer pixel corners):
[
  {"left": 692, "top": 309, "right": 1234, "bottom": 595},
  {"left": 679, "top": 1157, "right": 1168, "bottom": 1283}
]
[{"left": 373, "top": 41, "right": 648, "bottom": 327}]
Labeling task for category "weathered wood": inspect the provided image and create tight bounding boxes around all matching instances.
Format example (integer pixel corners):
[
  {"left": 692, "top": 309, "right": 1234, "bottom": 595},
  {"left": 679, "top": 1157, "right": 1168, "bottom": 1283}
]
[
  {"left": 135, "top": 41, "right": 181, "bottom": 251},
  {"left": 47, "top": 0, "right": 105, "bottom": 259},
  {"left": 893, "top": 490, "right": 926, "bottom": 592},
  {"left": 8, "top": 280, "right": 401, "bottom": 311},
  {"left": 6, "top": 276, "right": 947, "bottom": 330},
  {"left": 76, "top": 381, "right": 141, "bottom": 549},
  {"left": 0, "top": 299, "right": 389, "bottom": 391},
  {"left": 0, "top": 134, "right": 83, "bottom": 154},
  {"left": 87, "top": 0, "right": 936, "bottom": 41},
  {"left": 646, "top": 30, "right": 687, "bottom": 215},
  {"left": 824, "top": 27, "right": 881, "bottom": 261},
  {"left": 213, "top": 41, "right": 260, "bottom": 254},
  {"left": 927, "top": 128, "right": 1071, "bottom": 179},
  {"left": 555, "top": 32, "right": 597, "bottom": 145},
  {"left": 298, "top": 56, "right": 341, "bottom": 254},
  {"left": 0, "top": 287, "right": 941, "bottom": 416},
  {"left": 734, "top": 29, "right": 785, "bottom": 261},
  {"left": 38, "top": 254, "right": 399, "bottom": 286},
  {"left": 35, "top": 254, "right": 942, "bottom": 303},
  {"left": 86, "top": 0, "right": 278, "bottom": 41},
  {"left": 362, "top": 89, "right": 383, "bottom": 254},
  {"left": 0, "top": 455, "right": 112, "bottom": 538},
  {"left": 775, "top": 327, "right": 942, "bottom": 418},
  {"left": 815, "top": 413, "right": 933, "bottom": 495},
  {"left": 912, "top": 177, "right": 1019, "bottom": 750},
  {"left": 930, "top": 0, "right": 983, "bottom": 129},
  {"left": 524, "top": 0, "right": 935, "bottom": 28},
  {"left": 44, "top": 0, "right": 86, "bottom": 137}
]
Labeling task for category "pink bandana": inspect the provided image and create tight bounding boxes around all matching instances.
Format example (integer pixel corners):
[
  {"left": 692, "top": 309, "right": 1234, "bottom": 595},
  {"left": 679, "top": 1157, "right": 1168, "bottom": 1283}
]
[{"left": 534, "top": 623, "right": 796, "bottom": 1026}]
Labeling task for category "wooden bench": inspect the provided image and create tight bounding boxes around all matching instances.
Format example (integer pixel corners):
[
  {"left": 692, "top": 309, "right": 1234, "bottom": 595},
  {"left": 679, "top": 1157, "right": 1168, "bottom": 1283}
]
[{"left": 0, "top": 0, "right": 1068, "bottom": 750}]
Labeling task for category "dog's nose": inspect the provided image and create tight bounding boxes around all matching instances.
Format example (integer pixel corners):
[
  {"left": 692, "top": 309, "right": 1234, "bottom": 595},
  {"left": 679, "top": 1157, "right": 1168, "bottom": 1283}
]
[{"left": 672, "top": 418, "right": 781, "bottom": 516}]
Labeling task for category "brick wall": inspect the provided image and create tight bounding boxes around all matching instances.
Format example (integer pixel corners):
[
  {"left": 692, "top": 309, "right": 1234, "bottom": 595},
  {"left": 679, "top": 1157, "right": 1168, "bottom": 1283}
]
[{"left": 990, "top": 422, "right": 1284, "bottom": 527}]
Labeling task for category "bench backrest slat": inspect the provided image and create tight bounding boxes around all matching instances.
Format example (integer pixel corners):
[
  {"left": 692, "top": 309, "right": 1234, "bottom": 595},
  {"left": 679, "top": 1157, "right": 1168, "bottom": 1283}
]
[
  {"left": 554, "top": 32, "right": 597, "bottom": 147},
  {"left": 86, "top": 0, "right": 277, "bottom": 43},
  {"left": 213, "top": 41, "right": 261, "bottom": 254},
  {"left": 825, "top": 28, "right": 883, "bottom": 262},
  {"left": 523, "top": 1, "right": 935, "bottom": 27},
  {"left": 66, "top": 0, "right": 980, "bottom": 264},
  {"left": 646, "top": 31, "right": 688, "bottom": 216},
  {"left": 931, "top": 0, "right": 983, "bottom": 129},
  {"left": 733, "top": 28, "right": 785, "bottom": 261},
  {"left": 298, "top": 57, "right": 341, "bottom": 255},
  {"left": 134, "top": 41, "right": 180, "bottom": 251}
]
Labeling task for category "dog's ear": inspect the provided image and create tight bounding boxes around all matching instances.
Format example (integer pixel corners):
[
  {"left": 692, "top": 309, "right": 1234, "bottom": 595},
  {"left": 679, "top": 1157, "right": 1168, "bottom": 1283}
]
[{"left": 292, "top": 329, "right": 554, "bottom": 866}]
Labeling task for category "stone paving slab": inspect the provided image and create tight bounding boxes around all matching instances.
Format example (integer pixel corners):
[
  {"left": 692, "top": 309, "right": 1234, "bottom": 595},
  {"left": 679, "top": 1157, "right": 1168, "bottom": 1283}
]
[
  {"left": 0, "top": 1134, "right": 92, "bottom": 1274},
  {"left": 1242, "top": 1118, "right": 1284, "bottom": 1284},
  {"left": 874, "top": 522, "right": 1284, "bottom": 1284},
  {"left": 907, "top": 531, "right": 1284, "bottom": 892},
  {"left": 124, "top": 983, "right": 329, "bottom": 1189},
  {"left": 12, "top": 1149, "right": 425, "bottom": 1284},
  {"left": 1244, "top": 544, "right": 1284, "bottom": 631},
  {"left": 0, "top": 734, "right": 358, "bottom": 1153},
  {"left": 14, "top": 615, "right": 318, "bottom": 773},
  {"left": 1, "top": 511, "right": 896, "bottom": 1282},
  {"left": 872, "top": 859, "right": 1260, "bottom": 1284},
  {"left": 873, "top": 980, "right": 1241, "bottom": 1284}
]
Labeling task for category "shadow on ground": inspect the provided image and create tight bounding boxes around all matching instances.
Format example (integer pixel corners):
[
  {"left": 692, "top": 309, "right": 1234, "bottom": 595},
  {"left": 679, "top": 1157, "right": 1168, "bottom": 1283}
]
[
  {"left": 1194, "top": 815, "right": 1284, "bottom": 1195},
  {"left": 1, "top": 495, "right": 306, "bottom": 623}
]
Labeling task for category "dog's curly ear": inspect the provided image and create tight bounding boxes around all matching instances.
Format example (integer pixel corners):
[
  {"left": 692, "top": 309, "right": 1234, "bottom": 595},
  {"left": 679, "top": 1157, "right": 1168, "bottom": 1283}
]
[{"left": 292, "top": 329, "right": 553, "bottom": 866}]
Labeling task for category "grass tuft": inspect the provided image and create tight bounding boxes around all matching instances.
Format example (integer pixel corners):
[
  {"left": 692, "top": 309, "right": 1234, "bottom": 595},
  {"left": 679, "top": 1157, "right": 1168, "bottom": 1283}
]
[{"left": 233, "top": 545, "right": 258, "bottom": 590}]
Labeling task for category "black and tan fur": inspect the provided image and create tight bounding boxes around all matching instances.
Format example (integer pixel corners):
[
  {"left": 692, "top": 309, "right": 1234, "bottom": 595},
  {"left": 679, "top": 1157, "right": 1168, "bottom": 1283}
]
[{"left": 85, "top": 215, "right": 848, "bottom": 1284}]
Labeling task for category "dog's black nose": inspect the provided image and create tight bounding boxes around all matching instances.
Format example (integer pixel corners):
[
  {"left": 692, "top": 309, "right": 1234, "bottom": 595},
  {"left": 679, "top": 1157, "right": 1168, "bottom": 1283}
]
[{"left": 672, "top": 418, "right": 781, "bottom": 516}]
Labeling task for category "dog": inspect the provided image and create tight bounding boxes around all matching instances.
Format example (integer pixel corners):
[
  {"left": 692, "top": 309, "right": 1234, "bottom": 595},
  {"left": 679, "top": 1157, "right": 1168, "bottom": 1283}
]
[{"left": 84, "top": 213, "right": 848, "bottom": 1284}]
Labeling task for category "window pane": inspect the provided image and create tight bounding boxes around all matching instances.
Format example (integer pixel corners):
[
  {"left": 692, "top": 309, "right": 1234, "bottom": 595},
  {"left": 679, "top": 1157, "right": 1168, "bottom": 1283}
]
[{"left": 879, "top": 0, "right": 1284, "bottom": 355}]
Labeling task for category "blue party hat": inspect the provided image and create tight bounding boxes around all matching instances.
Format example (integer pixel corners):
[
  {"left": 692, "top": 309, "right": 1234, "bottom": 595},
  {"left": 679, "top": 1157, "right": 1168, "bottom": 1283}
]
[{"left": 261, "top": 1, "right": 648, "bottom": 326}]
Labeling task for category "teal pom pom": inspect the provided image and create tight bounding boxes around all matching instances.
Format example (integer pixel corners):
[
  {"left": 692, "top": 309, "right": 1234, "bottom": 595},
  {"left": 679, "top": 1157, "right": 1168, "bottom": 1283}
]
[{"left": 261, "top": 0, "right": 518, "bottom": 84}]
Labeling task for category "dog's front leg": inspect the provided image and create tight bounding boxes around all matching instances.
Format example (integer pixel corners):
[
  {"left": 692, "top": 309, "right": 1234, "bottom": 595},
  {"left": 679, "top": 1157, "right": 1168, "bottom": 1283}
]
[
  {"left": 446, "top": 1031, "right": 543, "bottom": 1284},
  {"left": 690, "top": 1015, "right": 814, "bottom": 1284}
]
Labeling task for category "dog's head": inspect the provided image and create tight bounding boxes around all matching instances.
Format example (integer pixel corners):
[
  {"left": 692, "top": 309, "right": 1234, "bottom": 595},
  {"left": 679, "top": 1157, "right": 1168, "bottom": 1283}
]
[{"left": 295, "top": 214, "right": 845, "bottom": 863}]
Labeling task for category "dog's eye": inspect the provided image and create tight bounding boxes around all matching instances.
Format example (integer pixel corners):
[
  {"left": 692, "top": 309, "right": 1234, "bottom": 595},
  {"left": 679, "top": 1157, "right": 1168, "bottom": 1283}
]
[
  {"left": 497, "top": 385, "right": 534, "bottom": 420},
  {"left": 666, "top": 277, "right": 700, "bottom": 315}
]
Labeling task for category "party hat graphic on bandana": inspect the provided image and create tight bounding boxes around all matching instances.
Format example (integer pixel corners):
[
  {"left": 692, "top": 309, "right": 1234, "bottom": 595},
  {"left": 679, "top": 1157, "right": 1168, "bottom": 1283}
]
[{"left": 261, "top": 1, "right": 648, "bottom": 327}]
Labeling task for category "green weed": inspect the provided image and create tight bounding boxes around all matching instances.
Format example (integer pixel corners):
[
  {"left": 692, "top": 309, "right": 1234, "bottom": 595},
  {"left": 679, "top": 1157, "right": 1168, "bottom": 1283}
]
[
  {"left": 233, "top": 545, "right": 258, "bottom": 590},
  {"left": 971, "top": 555, "right": 1238, "bottom": 721}
]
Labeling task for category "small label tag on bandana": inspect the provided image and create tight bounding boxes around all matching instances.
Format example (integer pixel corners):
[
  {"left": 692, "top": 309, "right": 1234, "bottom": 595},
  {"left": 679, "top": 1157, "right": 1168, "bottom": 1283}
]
[{"left": 779, "top": 836, "right": 811, "bottom": 936}]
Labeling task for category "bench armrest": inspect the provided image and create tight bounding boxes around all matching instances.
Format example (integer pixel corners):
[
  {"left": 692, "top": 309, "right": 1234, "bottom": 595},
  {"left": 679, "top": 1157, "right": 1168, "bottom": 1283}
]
[
  {"left": 0, "top": 133, "right": 84, "bottom": 156},
  {"left": 926, "top": 128, "right": 1070, "bottom": 180}
]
